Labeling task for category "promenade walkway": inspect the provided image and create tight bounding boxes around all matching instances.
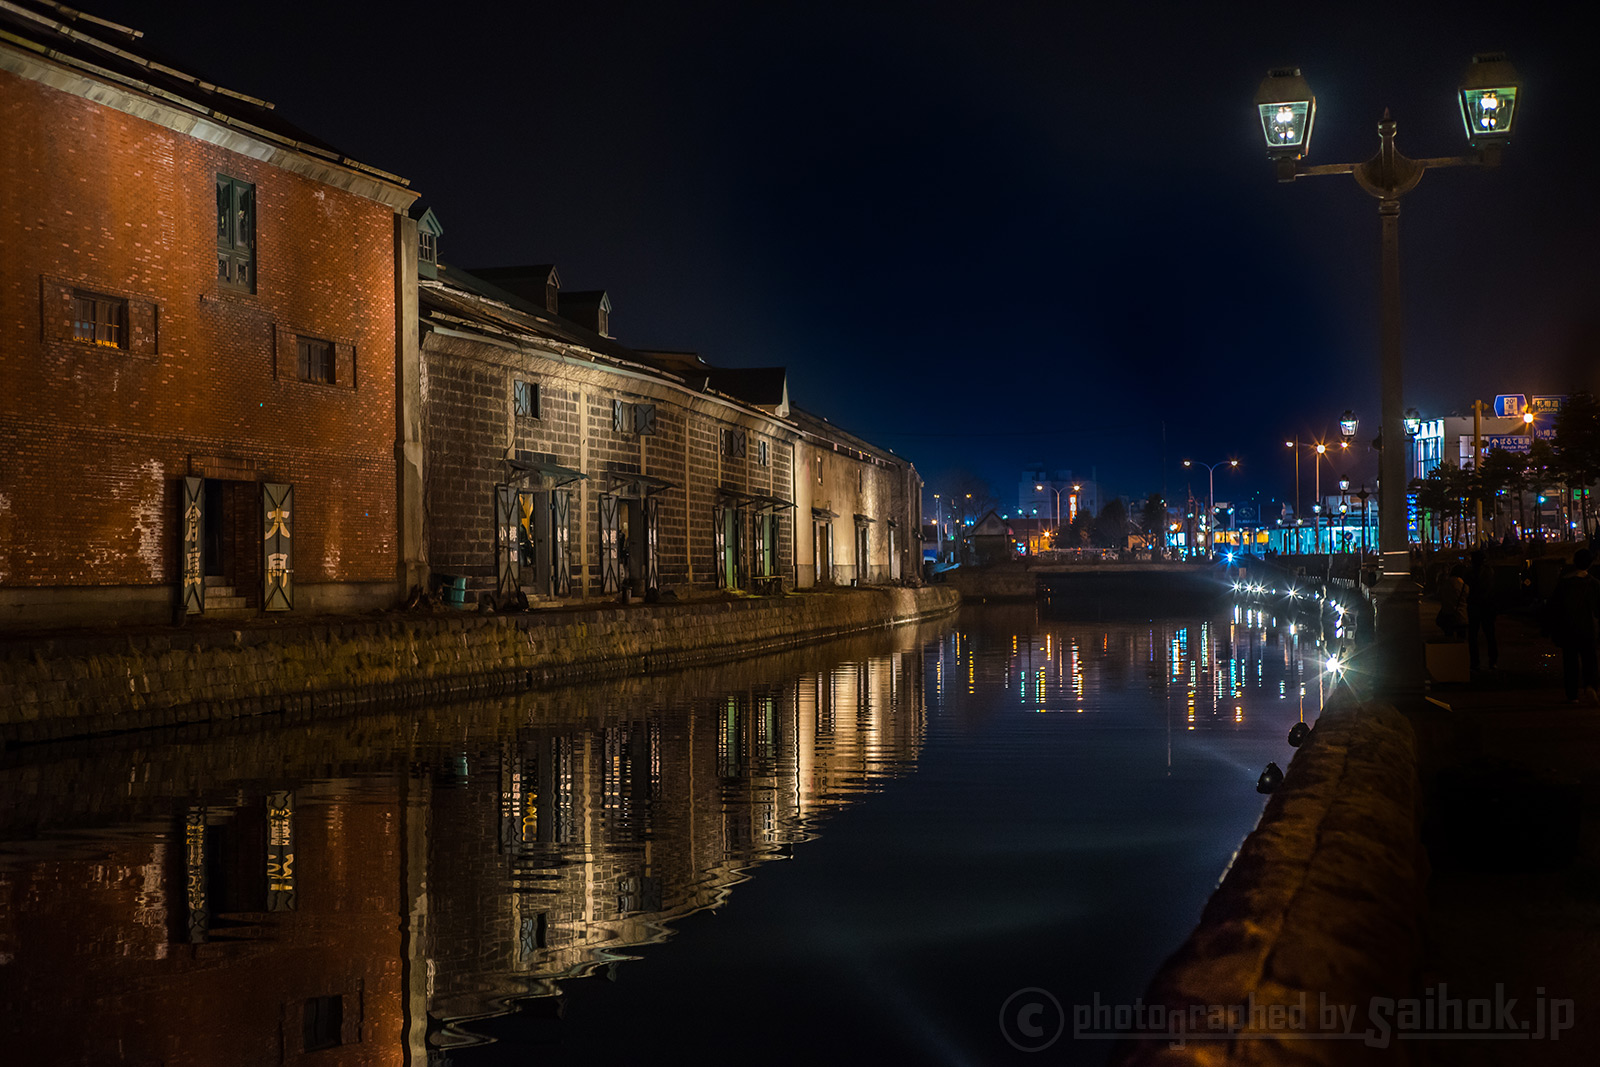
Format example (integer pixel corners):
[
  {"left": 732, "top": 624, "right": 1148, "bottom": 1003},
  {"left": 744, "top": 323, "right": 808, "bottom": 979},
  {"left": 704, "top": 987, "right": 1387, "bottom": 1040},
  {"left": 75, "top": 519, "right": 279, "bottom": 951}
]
[{"left": 1410, "top": 605, "right": 1600, "bottom": 1064}]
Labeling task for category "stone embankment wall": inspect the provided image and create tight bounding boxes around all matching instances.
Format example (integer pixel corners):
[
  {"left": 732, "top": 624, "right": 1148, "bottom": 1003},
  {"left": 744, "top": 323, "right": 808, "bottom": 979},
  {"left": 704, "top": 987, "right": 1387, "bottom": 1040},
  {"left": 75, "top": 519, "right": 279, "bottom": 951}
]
[
  {"left": 1113, "top": 698, "right": 1425, "bottom": 1066},
  {"left": 0, "top": 586, "right": 957, "bottom": 745},
  {"left": 939, "top": 561, "right": 1039, "bottom": 600}
]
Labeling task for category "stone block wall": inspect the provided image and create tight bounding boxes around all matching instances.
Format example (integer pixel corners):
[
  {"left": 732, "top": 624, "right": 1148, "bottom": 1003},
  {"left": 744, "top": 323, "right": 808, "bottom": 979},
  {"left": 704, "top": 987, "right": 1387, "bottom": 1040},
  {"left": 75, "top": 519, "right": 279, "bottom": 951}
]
[
  {"left": 1112, "top": 698, "right": 1425, "bottom": 1066},
  {"left": 0, "top": 587, "right": 958, "bottom": 745}
]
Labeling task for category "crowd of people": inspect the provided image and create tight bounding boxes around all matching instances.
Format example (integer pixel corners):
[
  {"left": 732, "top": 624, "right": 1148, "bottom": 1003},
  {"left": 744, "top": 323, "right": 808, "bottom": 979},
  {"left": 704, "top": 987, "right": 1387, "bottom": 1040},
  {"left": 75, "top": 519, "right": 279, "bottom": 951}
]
[{"left": 1435, "top": 547, "right": 1600, "bottom": 703}]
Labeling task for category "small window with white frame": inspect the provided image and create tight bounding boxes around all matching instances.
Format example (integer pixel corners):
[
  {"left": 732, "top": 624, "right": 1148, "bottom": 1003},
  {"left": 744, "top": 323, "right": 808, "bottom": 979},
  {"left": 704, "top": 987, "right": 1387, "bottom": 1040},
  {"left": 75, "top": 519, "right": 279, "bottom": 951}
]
[{"left": 515, "top": 379, "right": 539, "bottom": 418}]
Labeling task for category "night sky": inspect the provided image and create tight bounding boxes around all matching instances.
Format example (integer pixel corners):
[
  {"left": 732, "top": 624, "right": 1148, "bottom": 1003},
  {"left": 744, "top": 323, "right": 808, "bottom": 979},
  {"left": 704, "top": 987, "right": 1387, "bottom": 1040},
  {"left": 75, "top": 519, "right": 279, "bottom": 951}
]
[{"left": 85, "top": 0, "right": 1600, "bottom": 511}]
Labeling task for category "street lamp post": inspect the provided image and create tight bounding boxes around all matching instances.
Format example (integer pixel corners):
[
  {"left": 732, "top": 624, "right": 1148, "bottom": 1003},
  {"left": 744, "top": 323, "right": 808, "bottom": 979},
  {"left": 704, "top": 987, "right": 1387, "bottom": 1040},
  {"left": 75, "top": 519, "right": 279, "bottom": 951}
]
[
  {"left": 1339, "top": 478, "right": 1351, "bottom": 552},
  {"left": 1255, "top": 54, "right": 1520, "bottom": 580},
  {"left": 1182, "top": 459, "right": 1238, "bottom": 559},
  {"left": 932, "top": 493, "right": 943, "bottom": 562},
  {"left": 1035, "top": 482, "right": 1066, "bottom": 548},
  {"left": 1404, "top": 410, "right": 1423, "bottom": 549},
  {"left": 1356, "top": 485, "right": 1372, "bottom": 568},
  {"left": 1336, "top": 410, "right": 1359, "bottom": 553},
  {"left": 1523, "top": 411, "right": 1539, "bottom": 540},
  {"left": 1284, "top": 438, "right": 1301, "bottom": 539}
]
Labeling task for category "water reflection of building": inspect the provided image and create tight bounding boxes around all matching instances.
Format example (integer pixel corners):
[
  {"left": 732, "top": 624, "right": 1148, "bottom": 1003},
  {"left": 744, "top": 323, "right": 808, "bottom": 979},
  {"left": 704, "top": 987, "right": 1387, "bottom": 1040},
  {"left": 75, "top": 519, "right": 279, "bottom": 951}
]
[
  {"left": 424, "top": 651, "right": 925, "bottom": 1035},
  {"left": 0, "top": 785, "right": 409, "bottom": 1064},
  {"left": 0, "top": 637, "right": 929, "bottom": 1063}
]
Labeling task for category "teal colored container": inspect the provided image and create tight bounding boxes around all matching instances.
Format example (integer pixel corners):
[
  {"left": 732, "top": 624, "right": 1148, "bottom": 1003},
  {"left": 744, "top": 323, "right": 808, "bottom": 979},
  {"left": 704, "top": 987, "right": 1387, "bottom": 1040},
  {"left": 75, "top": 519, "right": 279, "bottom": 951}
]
[{"left": 439, "top": 575, "right": 467, "bottom": 606}]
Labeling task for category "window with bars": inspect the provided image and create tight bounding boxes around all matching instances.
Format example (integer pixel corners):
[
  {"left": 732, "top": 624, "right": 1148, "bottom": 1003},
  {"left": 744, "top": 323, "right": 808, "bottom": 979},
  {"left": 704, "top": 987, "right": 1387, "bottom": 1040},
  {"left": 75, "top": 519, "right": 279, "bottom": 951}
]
[
  {"left": 72, "top": 291, "right": 127, "bottom": 348},
  {"left": 722, "top": 428, "right": 747, "bottom": 458},
  {"left": 515, "top": 379, "right": 540, "bottom": 418},
  {"left": 633, "top": 403, "right": 657, "bottom": 435},
  {"left": 758, "top": 439, "right": 770, "bottom": 467},
  {"left": 216, "top": 175, "right": 256, "bottom": 292},
  {"left": 297, "top": 336, "right": 334, "bottom": 383},
  {"left": 613, "top": 399, "right": 632, "bottom": 433}
]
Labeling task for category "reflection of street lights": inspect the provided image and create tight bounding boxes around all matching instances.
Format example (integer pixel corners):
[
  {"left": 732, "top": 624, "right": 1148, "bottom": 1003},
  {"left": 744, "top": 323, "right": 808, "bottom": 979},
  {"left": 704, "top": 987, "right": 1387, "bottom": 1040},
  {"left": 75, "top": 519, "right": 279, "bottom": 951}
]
[
  {"left": 1182, "top": 459, "right": 1238, "bottom": 559},
  {"left": 1255, "top": 53, "right": 1521, "bottom": 580}
]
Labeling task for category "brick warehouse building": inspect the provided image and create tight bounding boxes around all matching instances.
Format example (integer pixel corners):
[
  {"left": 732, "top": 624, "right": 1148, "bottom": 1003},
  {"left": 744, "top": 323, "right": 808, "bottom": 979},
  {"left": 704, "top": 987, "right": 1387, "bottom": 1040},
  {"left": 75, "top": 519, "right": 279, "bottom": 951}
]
[
  {"left": 0, "top": 1, "right": 420, "bottom": 629},
  {"left": 415, "top": 254, "right": 922, "bottom": 599},
  {"left": 419, "top": 260, "right": 801, "bottom": 599}
]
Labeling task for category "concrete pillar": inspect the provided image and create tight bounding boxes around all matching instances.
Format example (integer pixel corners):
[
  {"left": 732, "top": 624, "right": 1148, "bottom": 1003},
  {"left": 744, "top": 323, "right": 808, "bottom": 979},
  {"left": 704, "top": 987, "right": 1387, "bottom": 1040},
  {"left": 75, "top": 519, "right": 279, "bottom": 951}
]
[
  {"left": 1371, "top": 575, "right": 1424, "bottom": 701},
  {"left": 393, "top": 213, "right": 427, "bottom": 597}
]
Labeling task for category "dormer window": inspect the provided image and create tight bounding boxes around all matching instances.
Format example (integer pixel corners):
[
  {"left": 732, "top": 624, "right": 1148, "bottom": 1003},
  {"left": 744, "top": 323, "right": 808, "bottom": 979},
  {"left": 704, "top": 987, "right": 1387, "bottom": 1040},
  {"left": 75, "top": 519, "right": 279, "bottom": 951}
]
[{"left": 412, "top": 206, "right": 443, "bottom": 280}]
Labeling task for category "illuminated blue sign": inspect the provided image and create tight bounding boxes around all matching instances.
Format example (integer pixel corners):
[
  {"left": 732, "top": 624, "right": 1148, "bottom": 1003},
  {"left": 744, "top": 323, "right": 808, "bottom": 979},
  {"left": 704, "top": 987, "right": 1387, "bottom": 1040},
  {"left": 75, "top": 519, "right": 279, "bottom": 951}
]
[{"left": 1492, "top": 394, "right": 1526, "bottom": 418}]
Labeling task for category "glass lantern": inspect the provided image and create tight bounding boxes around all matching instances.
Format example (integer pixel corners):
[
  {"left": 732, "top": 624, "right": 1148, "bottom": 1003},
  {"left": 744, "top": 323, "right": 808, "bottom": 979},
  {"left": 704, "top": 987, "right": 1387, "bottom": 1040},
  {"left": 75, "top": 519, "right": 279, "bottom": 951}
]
[
  {"left": 1255, "top": 67, "right": 1316, "bottom": 160},
  {"left": 1458, "top": 53, "right": 1521, "bottom": 147}
]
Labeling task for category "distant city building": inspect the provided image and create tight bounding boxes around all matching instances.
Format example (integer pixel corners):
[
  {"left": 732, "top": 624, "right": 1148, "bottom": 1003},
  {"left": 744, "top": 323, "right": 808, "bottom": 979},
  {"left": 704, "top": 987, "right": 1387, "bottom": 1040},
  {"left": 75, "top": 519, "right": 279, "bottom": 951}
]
[
  {"left": 1409, "top": 414, "right": 1540, "bottom": 483},
  {"left": 1017, "top": 466, "right": 1099, "bottom": 527}
]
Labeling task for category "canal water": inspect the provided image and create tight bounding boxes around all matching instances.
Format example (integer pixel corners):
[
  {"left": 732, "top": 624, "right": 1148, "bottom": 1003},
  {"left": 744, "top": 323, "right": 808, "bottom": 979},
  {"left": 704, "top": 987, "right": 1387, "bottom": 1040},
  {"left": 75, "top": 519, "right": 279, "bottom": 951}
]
[{"left": 0, "top": 597, "right": 1330, "bottom": 1065}]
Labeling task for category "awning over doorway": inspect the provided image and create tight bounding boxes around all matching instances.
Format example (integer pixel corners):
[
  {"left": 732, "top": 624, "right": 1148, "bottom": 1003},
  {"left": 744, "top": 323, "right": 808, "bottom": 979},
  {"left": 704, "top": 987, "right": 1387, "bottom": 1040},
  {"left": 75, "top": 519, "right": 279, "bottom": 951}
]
[
  {"left": 749, "top": 493, "right": 796, "bottom": 512},
  {"left": 507, "top": 457, "right": 587, "bottom": 489},
  {"left": 603, "top": 471, "right": 678, "bottom": 497}
]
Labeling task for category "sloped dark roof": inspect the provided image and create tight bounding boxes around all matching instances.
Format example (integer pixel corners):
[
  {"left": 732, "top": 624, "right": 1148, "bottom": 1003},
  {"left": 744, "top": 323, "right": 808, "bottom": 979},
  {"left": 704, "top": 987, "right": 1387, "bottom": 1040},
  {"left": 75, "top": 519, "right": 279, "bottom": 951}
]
[
  {"left": 558, "top": 290, "right": 610, "bottom": 311},
  {"left": 704, "top": 367, "right": 787, "bottom": 408},
  {"left": 634, "top": 349, "right": 709, "bottom": 377},
  {"left": 787, "top": 406, "right": 905, "bottom": 467},
  {"left": 424, "top": 264, "right": 623, "bottom": 354},
  {"left": 468, "top": 265, "right": 559, "bottom": 305},
  {"left": 0, "top": 0, "right": 403, "bottom": 182}
]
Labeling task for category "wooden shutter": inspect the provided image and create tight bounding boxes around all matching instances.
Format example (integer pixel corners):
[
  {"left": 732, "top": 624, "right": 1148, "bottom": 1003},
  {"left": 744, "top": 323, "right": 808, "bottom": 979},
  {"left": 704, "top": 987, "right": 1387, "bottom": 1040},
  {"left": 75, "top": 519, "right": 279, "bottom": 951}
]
[
  {"left": 599, "top": 494, "right": 621, "bottom": 594},
  {"left": 644, "top": 495, "right": 660, "bottom": 590},
  {"left": 496, "top": 484, "right": 520, "bottom": 597},
  {"left": 262, "top": 482, "right": 293, "bottom": 611},
  {"left": 554, "top": 490, "right": 572, "bottom": 596},
  {"left": 753, "top": 513, "right": 766, "bottom": 579},
  {"left": 181, "top": 476, "right": 205, "bottom": 614},
  {"left": 265, "top": 791, "right": 296, "bottom": 913},
  {"left": 634, "top": 403, "right": 657, "bottom": 436},
  {"left": 735, "top": 508, "right": 748, "bottom": 589},
  {"left": 184, "top": 808, "right": 209, "bottom": 943},
  {"left": 713, "top": 506, "right": 727, "bottom": 589}
]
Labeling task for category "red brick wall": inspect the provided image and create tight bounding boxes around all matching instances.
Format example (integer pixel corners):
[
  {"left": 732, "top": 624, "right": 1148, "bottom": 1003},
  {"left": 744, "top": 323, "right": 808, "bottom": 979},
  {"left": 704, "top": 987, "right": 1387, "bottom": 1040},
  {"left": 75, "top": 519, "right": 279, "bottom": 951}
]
[{"left": 0, "top": 69, "right": 398, "bottom": 591}]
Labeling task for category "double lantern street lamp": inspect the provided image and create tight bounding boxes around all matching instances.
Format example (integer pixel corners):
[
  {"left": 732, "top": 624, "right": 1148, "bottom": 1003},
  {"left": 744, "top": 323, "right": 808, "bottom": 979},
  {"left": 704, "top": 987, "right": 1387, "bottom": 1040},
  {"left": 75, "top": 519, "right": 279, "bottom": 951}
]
[
  {"left": 1182, "top": 459, "right": 1237, "bottom": 558},
  {"left": 1256, "top": 53, "right": 1521, "bottom": 578}
]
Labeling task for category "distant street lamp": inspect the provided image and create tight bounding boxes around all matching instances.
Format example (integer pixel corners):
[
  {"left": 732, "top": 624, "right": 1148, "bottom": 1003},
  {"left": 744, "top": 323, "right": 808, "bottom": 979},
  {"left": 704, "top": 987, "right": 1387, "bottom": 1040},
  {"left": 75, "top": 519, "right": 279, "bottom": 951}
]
[
  {"left": 1356, "top": 485, "right": 1372, "bottom": 565},
  {"left": 1036, "top": 482, "right": 1066, "bottom": 544},
  {"left": 1255, "top": 53, "right": 1521, "bottom": 581},
  {"left": 932, "top": 493, "right": 943, "bottom": 561},
  {"left": 1182, "top": 459, "right": 1238, "bottom": 559}
]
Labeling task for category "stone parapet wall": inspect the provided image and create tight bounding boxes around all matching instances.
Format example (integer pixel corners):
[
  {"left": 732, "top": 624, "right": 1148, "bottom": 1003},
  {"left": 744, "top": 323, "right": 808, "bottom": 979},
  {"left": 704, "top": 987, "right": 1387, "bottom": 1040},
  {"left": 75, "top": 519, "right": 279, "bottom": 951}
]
[
  {"left": 1113, "top": 698, "right": 1425, "bottom": 1066},
  {"left": 0, "top": 587, "right": 957, "bottom": 745}
]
